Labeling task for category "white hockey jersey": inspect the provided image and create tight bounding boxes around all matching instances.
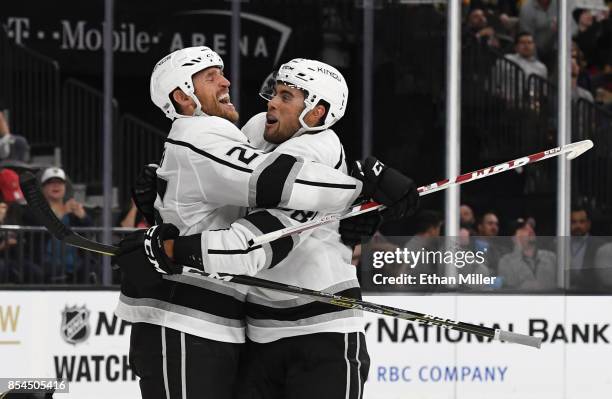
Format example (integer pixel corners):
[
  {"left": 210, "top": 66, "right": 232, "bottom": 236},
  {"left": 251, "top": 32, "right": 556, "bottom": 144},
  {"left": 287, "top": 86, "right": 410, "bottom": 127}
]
[
  {"left": 198, "top": 112, "right": 365, "bottom": 343},
  {"left": 115, "top": 115, "right": 363, "bottom": 343}
]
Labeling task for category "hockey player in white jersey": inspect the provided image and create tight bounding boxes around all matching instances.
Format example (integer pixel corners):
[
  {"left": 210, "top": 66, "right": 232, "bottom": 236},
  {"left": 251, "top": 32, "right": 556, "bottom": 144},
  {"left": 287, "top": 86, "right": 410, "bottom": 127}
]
[
  {"left": 130, "top": 59, "right": 419, "bottom": 399},
  {"left": 113, "top": 48, "right": 417, "bottom": 399}
]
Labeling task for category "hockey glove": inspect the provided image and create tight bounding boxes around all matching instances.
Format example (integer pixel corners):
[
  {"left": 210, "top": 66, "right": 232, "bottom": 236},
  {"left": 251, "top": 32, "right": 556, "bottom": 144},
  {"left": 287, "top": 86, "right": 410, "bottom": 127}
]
[
  {"left": 132, "top": 164, "right": 159, "bottom": 226},
  {"left": 339, "top": 210, "right": 382, "bottom": 248},
  {"left": 143, "top": 224, "right": 183, "bottom": 275},
  {"left": 112, "top": 229, "right": 163, "bottom": 288},
  {"left": 355, "top": 156, "right": 419, "bottom": 221}
]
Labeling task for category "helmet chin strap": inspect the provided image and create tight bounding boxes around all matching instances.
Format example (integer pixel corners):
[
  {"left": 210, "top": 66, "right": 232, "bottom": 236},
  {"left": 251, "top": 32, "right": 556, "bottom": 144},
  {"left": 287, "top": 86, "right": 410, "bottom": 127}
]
[
  {"left": 171, "top": 87, "right": 207, "bottom": 119},
  {"left": 293, "top": 105, "right": 332, "bottom": 137},
  {"left": 191, "top": 95, "right": 205, "bottom": 117}
]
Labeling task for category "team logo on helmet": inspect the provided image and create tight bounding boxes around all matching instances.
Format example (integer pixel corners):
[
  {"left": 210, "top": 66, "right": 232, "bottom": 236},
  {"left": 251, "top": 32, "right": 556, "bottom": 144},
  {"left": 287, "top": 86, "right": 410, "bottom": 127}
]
[{"left": 60, "top": 305, "right": 91, "bottom": 345}]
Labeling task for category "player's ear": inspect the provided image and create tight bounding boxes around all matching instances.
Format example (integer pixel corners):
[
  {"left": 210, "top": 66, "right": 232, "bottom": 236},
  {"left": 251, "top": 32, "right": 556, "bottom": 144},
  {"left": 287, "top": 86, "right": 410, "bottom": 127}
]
[
  {"left": 310, "top": 104, "right": 328, "bottom": 126},
  {"left": 312, "top": 104, "right": 326, "bottom": 119},
  {"left": 170, "top": 88, "right": 194, "bottom": 115},
  {"left": 172, "top": 89, "right": 191, "bottom": 105}
]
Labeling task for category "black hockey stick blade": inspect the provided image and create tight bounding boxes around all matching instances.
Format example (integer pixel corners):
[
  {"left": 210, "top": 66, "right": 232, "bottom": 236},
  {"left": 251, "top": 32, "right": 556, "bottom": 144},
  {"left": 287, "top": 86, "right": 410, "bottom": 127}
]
[{"left": 19, "top": 171, "right": 119, "bottom": 256}]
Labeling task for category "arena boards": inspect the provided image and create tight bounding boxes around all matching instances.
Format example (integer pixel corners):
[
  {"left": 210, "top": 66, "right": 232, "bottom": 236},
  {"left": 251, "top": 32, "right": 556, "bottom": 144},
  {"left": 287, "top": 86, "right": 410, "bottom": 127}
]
[{"left": 1, "top": 291, "right": 609, "bottom": 398}]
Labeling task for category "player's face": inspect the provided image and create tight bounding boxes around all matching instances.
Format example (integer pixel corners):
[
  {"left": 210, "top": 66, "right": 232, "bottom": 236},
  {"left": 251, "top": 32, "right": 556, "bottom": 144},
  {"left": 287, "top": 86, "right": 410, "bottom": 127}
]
[
  {"left": 264, "top": 83, "right": 305, "bottom": 144},
  {"left": 192, "top": 67, "right": 239, "bottom": 123}
]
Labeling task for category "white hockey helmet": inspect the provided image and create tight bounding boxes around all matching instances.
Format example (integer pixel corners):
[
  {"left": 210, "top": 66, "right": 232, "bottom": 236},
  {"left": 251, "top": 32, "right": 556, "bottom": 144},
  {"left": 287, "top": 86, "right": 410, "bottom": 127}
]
[
  {"left": 150, "top": 46, "right": 224, "bottom": 120},
  {"left": 261, "top": 58, "right": 349, "bottom": 132}
]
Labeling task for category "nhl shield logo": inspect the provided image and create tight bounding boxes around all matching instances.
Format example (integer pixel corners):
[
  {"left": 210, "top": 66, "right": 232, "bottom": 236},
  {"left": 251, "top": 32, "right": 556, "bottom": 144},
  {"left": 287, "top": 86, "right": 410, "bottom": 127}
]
[{"left": 61, "top": 305, "right": 91, "bottom": 345}]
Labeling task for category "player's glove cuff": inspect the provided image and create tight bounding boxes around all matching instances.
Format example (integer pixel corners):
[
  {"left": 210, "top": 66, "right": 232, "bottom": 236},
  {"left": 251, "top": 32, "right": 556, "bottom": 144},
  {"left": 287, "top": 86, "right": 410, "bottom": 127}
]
[
  {"left": 144, "top": 224, "right": 183, "bottom": 274},
  {"left": 354, "top": 157, "right": 419, "bottom": 221}
]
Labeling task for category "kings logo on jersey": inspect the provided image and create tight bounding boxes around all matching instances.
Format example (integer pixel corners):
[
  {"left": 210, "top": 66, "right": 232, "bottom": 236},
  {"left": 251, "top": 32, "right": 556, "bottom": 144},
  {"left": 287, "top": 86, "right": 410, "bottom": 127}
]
[{"left": 60, "top": 305, "right": 91, "bottom": 345}]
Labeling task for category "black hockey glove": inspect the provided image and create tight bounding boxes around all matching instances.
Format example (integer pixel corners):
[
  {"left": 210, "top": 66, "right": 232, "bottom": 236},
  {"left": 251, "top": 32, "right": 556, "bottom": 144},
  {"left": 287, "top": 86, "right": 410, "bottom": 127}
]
[
  {"left": 354, "top": 157, "right": 419, "bottom": 221},
  {"left": 143, "top": 224, "right": 183, "bottom": 275},
  {"left": 132, "top": 164, "right": 158, "bottom": 226},
  {"left": 112, "top": 229, "right": 163, "bottom": 288},
  {"left": 339, "top": 210, "right": 382, "bottom": 248}
]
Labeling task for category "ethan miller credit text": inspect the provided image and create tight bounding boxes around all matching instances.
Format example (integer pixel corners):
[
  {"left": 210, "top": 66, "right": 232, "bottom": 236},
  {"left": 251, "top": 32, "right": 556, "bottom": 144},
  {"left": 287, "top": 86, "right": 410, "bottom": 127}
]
[{"left": 369, "top": 247, "right": 497, "bottom": 287}]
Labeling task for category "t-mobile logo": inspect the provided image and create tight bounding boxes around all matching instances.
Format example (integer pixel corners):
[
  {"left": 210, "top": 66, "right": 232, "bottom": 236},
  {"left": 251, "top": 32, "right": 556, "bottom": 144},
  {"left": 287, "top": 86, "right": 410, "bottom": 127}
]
[{"left": 5, "top": 17, "right": 30, "bottom": 45}]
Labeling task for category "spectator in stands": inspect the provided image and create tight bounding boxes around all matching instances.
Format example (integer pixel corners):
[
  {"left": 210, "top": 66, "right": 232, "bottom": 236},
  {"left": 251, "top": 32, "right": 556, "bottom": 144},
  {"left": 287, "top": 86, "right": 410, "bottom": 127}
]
[
  {"left": 400, "top": 210, "right": 443, "bottom": 291},
  {"left": 594, "top": 241, "right": 612, "bottom": 292},
  {"left": 40, "top": 168, "right": 90, "bottom": 224},
  {"left": 402, "top": 210, "right": 443, "bottom": 254},
  {"left": 498, "top": 217, "right": 557, "bottom": 290},
  {"left": 0, "top": 169, "right": 25, "bottom": 205},
  {"left": 119, "top": 199, "right": 150, "bottom": 229},
  {"left": 0, "top": 109, "right": 30, "bottom": 162},
  {"left": 0, "top": 202, "right": 17, "bottom": 250},
  {"left": 0, "top": 193, "right": 40, "bottom": 283},
  {"left": 493, "top": 31, "right": 548, "bottom": 101},
  {"left": 470, "top": 0, "right": 520, "bottom": 32},
  {"left": 573, "top": 8, "right": 594, "bottom": 35},
  {"left": 519, "top": 0, "right": 558, "bottom": 67},
  {"left": 476, "top": 211, "right": 499, "bottom": 237},
  {"left": 463, "top": 7, "right": 501, "bottom": 50},
  {"left": 22, "top": 167, "right": 94, "bottom": 282},
  {"left": 474, "top": 211, "right": 505, "bottom": 273},
  {"left": 456, "top": 226, "right": 494, "bottom": 291},
  {"left": 460, "top": 203, "right": 476, "bottom": 231},
  {"left": 569, "top": 205, "right": 603, "bottom": 290},
  {"left": 508, "top": 32, "right": 547, "bottom": 79},
  {"left": 572, "top": 47, "right": 595, "bottom": 103},
  {"left": 573, "top": 7, "right": 610, "bottom": 69},
  {"left": 0, "top": 170, "right": 27, "bottom": 253}
]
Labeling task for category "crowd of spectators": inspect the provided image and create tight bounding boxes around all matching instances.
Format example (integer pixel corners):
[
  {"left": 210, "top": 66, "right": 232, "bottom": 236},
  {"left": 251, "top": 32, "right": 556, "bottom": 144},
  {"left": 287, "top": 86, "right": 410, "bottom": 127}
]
[
  {"left": 360, "top": 202, "right": 612, "bottom": 294},
  {"left": 0, "top": 107, "right": 130, "bottom": 283},
  {"left": 0, "top": 2, "right": 610, "bottom": 290},
  {"left": 464, "top": 0, "right": 612, "bottom": 109}
]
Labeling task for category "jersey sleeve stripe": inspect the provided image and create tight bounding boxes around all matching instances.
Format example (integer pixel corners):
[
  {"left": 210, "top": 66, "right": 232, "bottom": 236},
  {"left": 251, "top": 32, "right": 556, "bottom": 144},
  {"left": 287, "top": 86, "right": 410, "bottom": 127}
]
[
  {"left": 254, "top": 153, "right": 298, "bottom": 207},
  {"left": 208, "top": 246, "right": 262, "bottom": 255},
  {"left": 294, "top": 179, "right": 357, "bottom": 189},
  {"left": 334, "top": 147, "right": 344, "bottom": 169},
  {"left": 242, "top": 210, "right": 296, "bottom": 269},
  {"left": 165, "top": 138, "right": 253, "bottom": 173}
]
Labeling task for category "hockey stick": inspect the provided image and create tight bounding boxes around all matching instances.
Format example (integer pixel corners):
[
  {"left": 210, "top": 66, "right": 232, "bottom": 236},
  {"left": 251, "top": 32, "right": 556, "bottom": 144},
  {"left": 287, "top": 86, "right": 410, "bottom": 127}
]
[
  {"left": 248, "top": 139, "right": 594, "bottom": 247},
  {"left": 20, "top": 171, "right": 540, "bottom": 348}
]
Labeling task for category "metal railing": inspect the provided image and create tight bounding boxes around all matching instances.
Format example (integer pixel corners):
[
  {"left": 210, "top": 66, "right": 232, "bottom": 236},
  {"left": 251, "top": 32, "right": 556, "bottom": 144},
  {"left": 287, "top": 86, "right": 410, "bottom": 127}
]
[
  {"left": 115, "top": 114, "right": 166, "bottom": 205},
  {"left": 60, "top": 79, "right": 119, "bottom": 184},
  {"left": 0, "top": 226, "right": 135, "bottom": 285},
  {"left": 572, "top": 100, "right": 612, "bottom": 215},
  {"left": 460, "top": 49, "right": 612, "bottom": 219},
  {"left": 0, "top": 31, "right": 60, "bottom": 147},
  {"left": 462, "top": 48, "right": 553, "bottom": 162}
]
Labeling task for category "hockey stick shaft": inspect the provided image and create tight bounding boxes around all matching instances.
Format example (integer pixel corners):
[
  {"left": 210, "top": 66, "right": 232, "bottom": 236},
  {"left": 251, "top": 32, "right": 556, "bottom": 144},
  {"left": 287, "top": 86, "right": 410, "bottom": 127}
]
[
  {"left": 20, "top": 172, "right": 539, "bottom": 348},
  {"left": 179, "top": 266, "right": 540, "bottom": 348},
  {"left": 249, "top": 139, "right": 594, "bottom": 246}
]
